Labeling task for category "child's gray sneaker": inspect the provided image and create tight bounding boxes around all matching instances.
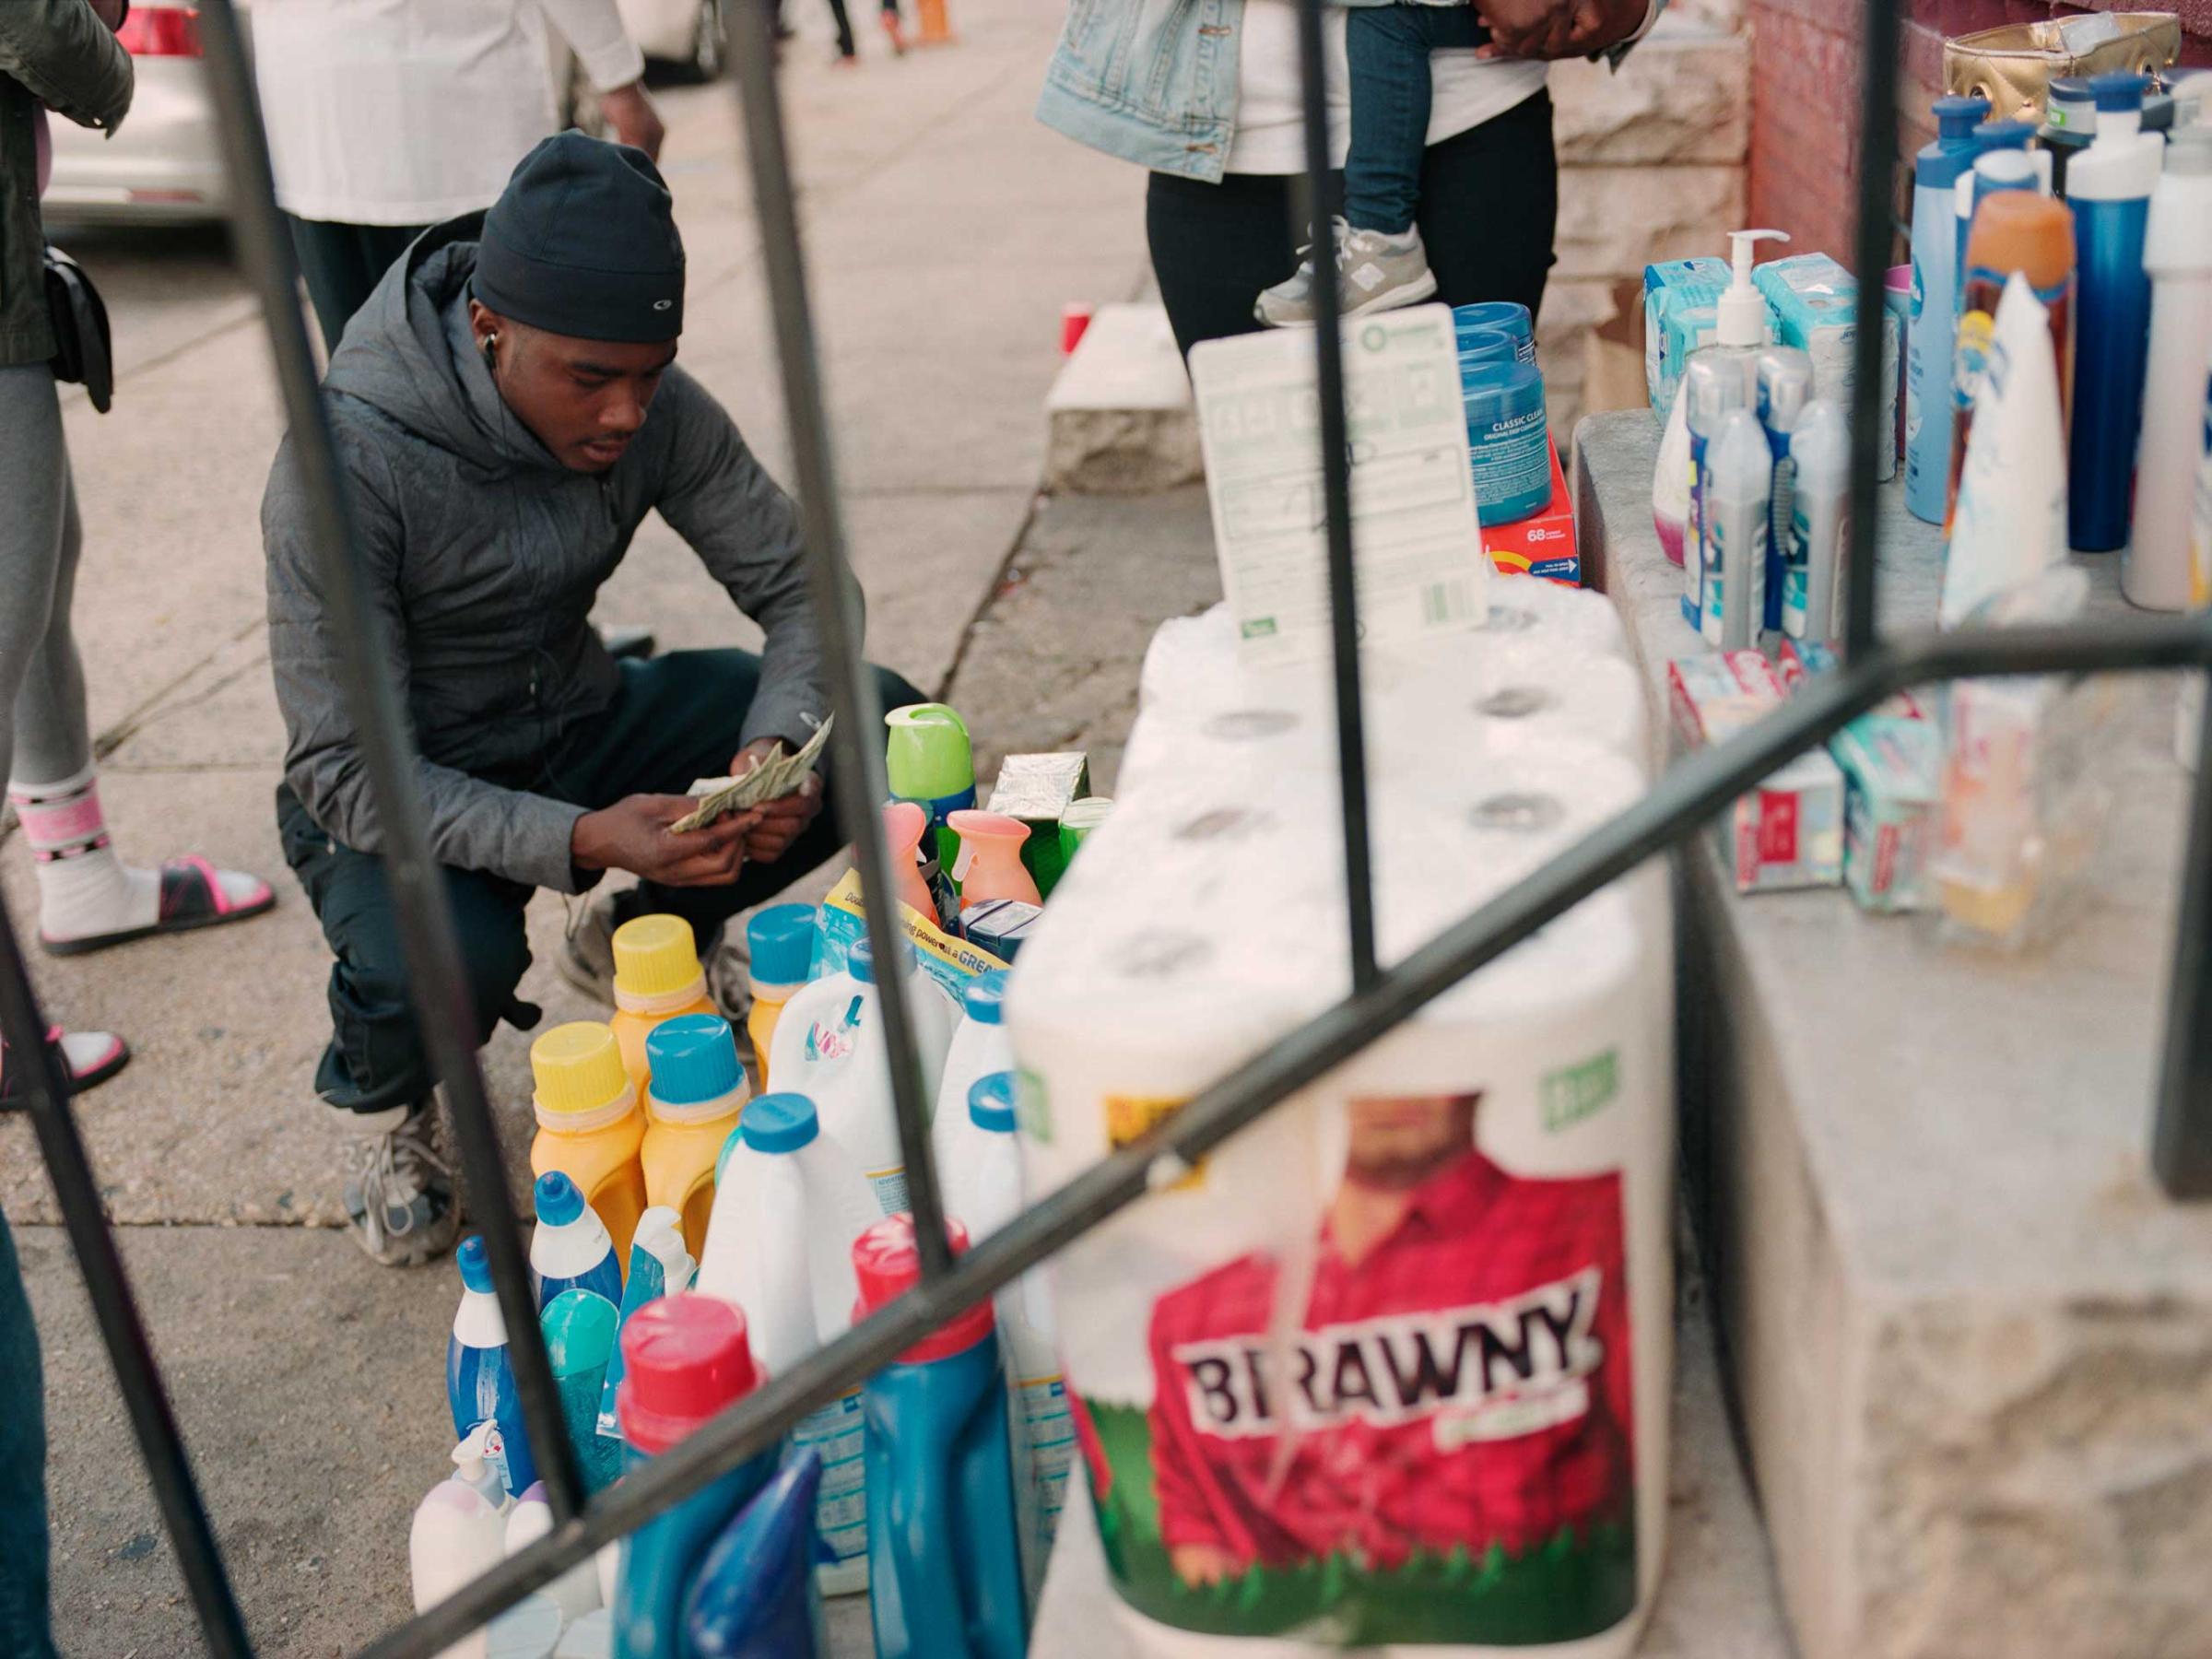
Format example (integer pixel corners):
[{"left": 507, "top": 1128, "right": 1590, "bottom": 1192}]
[{"left": 1255, "top": 219, "right": 1439, "bottom": 327}]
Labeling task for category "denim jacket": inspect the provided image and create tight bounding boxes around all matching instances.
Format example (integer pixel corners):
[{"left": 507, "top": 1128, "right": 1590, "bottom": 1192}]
[{"left": 1036, "top": 0, "right": 1650, "bottom": 185}]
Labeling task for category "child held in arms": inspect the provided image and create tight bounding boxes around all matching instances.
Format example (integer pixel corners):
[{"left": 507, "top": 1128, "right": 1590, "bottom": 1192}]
[{"left": 1258, "top": 0, "right": 1531, "bottom": 325}]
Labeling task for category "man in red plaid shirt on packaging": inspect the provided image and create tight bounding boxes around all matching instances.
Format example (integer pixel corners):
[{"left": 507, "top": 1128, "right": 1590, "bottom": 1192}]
[{"left": 1146, "top": 1094, "right": 1633, "bottom": 1586}]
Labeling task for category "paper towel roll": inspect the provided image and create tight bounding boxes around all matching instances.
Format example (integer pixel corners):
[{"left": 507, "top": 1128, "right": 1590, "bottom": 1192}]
[{"left": 1476, "top": 579, "right": 1628, "bottom": 660}]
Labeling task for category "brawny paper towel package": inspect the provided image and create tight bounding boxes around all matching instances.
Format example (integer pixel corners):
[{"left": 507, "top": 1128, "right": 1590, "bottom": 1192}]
[{"left": 1012, "top": 626, "right": 1674, "bottom": 1658}]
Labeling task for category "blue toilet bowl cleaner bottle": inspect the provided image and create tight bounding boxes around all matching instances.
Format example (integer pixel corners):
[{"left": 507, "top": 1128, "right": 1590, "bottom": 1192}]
[
  {"left": 596, "top": 1206, "right": 696, "bottom": 1444},
  {"left": 448, "top": 1234, "right": 539, "bottom": 1502},
  {"left": 1906, "top": 93, "right": 1991, "bottom": 523},
  {"left": 532, "top": 1171, "right": 624, "bottom": 1314},
  {"left": 2068, "top": 71, "right": 2164, "bottom": 552},
  {"left": 853, "top": 1215, "right": 1028, "bottom": 1659},
  {"left": 613, "top": 1294, "right": 782, "bottom": 1659},
  {"left": 682, "top": 1450, "right": 829, "bottom": 1659}
]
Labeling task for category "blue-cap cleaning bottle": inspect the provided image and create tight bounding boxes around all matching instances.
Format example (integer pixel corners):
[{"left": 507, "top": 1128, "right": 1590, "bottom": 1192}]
[
  {"left": 1906, "top": 94, "right": 1991, "bottom": 524},
  {"left": 613, "top": 1293, "right": 782, "bottom": 1659},
  {"left": 531, "top": 1171, "right": 623, "bottom": 1314},
  {"left": 681, "top": 1450, "right": 828, "bottom": 1659},
  {"left": 2068, "top": 71, "right": 2164, "bottom": 552},
  {"left": 596, "top": 1206, "right": 696, "bottom": 1444},
  {"left": 853, "top": 1215, "right": 1027, "bottom": 1659},
  {"left": 1953, "top": 121, "right": 2038, "bottom": 315},
  {"left": 448, "top": 1234, "right": 539, "bottom": 1502}
]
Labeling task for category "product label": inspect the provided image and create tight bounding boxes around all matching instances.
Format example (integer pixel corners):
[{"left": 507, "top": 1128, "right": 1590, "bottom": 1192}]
[
  {"left": 1016, "top": 1067, "right": 1053, "bottom": 1145},
  {"left": 865, "top": 1165, "right": 910, "bottom": 1217},
  {"left": 1952, "top": 305, "right": 1995, "bottom": 417},
  {"left": 1541, "top": 1049, "right": 1620, "bottom": 1133},
  {"left": 1105, "top": 1094, "right": 1206, "bottom": 1190},
  {"left": 1074, "top": 1092, "right": 1638, "bottom": 1646},
  {"left": 1757, "top": 789, "right": 1801, "bottom": 865},
  {"left": 1683, "top": 443, "right": 1706, "bottom": 627},
  {"left": 795, "top": 1392, "right": 868, "bottom": 1566},
  {"left": 1470, "top": 408, "right": 1551, "bottom": 513},
  {"left": 1785, "top": 497, "right": 1812, "bottom": 635},
  {"left": 1019, "top": 1372, "right": 1077, "bottom": 1547}
]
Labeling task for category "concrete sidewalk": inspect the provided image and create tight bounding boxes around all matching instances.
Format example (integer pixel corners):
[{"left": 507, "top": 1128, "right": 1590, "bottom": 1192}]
[{"left": 3, "top": 8, "right": 1149, "bottom": 1652}]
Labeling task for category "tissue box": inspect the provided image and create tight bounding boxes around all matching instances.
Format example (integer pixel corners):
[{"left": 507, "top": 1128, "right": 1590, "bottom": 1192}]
[
  {"left": 1643, "top": 258, "right": 1731, "bottom": 407},
  {"left": 1752, "top": 253, "right": 1900, "bottom": 481},
  {"left": 1480, "top": 436, "right": 1577, "bottom": 585},
  {"left": 1668, "top": 650, "right": 1844, "bottom": 893},
  {"left": 1775, "top": 636, "right": 1931, "bottom": 721},
  {"left": 1830, "top": 714, "right": 1940, "bottom": 912}
]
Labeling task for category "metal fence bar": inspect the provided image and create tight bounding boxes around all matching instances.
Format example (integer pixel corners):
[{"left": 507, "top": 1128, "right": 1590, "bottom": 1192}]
[
  {"left": 726, "top": 0, "right": 951, "bottom": 1275},
  {"left": 2155, "top": 687, "right": 2212, "bottom": 1197},
  {"left": 193, "top": 0, "right": 586, "bottom": 1521},
  {"left": 0, "top": 902, "right": 254, "bottom": 1659},
  {"left": 1292, "top": 0, "right": 1382, "bottom": 994},
  {"left": 355, "top": 609, "right": 2212, "bottom": 1658},
  {"left": 1843, "top": 0, "right": 1902, "bottom": 660}
]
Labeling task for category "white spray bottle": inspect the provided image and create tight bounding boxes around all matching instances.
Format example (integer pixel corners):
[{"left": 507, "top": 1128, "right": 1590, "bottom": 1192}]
[
  {"left": 1702, "top": 407, "right": 1773, "bottom": 649},
  {"left": 2127, "top": 127, "right": 2212, "bottom": 611},
  {"left": 409, "top": 1427, "right": 512, "bottom": 1659}
]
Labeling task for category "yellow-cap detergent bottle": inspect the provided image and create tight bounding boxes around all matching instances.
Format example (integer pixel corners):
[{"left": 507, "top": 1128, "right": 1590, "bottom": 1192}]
[
  {"left": 529, "top": 1021, "right": 647, "bottom": 1271},
  {"left": 609, "top": 914, "right": 719, "bottom": 1093}
]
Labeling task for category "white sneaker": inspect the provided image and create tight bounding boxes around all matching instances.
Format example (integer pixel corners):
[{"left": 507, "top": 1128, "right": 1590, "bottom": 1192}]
[{"left": 1255, "top": 218, "right": 1439, "bottom": 327}]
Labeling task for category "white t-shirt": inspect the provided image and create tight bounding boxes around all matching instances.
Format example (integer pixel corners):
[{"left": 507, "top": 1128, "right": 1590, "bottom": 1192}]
[
  {"left": 1225, "top": 0, "right": 1662, "bottom": 176},
  {"left": 253, "top": 0, "right": 645, "bottom": 225}
]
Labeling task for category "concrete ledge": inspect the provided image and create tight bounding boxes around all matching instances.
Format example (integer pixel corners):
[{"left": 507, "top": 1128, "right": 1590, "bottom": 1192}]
[
  {"left": 1044, "top": 302, "right": 1203, "bottom": 496},
  {"left": 1573, "top": 408, "right": 2212, "bottom": 1659}
]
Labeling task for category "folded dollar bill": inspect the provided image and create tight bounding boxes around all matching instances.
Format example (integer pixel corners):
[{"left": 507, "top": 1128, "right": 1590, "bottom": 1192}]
[{"left": 670, "top": 715, "right": 835, "bottom": 833}]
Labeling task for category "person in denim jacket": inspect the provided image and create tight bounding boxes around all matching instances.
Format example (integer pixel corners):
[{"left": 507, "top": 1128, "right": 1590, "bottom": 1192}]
[{"left": 1037, "top": 0, "right": 1662, "bottom": 359}]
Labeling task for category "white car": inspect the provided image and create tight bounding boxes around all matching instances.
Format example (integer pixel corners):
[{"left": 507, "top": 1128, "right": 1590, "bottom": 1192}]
[
  {"left": 41, "top": 3, "right": 238, "bottom": 225},
  {"left": 616, "top": 0, "right": 725, "bottom": 79}
]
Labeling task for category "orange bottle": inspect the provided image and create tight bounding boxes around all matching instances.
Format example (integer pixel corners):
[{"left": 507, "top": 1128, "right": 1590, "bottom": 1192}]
[
  {"left": 1946, "top": 190, "right": 2076, "bottom": 534},
  {"left": 947, "top": 809, "right": 1041, "bottom": 911},
  {"left": 528, "top": 1021, "right": 647, "bottom": 1270},
  {"left": 608, "top": 914, "right": 718, "bottom": 1094}
]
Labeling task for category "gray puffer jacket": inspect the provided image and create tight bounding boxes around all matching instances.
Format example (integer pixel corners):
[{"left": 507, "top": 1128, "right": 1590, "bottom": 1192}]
[{"left": 264, "top": 218, "right": 831, "bottom": 893}]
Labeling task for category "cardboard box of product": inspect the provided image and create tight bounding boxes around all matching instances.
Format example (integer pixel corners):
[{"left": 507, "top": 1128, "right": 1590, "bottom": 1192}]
[
  {"left": 1481, "top": 436, "right": 1578, "bottom": 586},
  {"left": 1830, "top": 714, "right": 1941, "bottom": 912},
  {"left": 985, "top": 752, "right": 1090, "bottom": 897},
  {"left": 1668, "top": 649, "right": 1844, "bottom": 893},
  {"left": 1751, "top": 253, "right": 1900, "bottom": 481}
]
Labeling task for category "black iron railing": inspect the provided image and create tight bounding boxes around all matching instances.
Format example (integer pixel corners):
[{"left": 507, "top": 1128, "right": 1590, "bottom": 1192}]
[{"left": 2, "top": 0, "right": 2207, "bottom": 1653}]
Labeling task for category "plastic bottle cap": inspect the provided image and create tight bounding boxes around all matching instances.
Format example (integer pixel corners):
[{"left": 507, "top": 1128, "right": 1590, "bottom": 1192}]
[
  {"left": 884, "top": 703, "right": 973, "bottom": 803},
  {"left": 1450, "top": 300, "right": 1532, "bottom": 343},
  {"left": 946, "top": 808, "right": 1029, "bottom": 844},
  {"left": 739, "top": 1092, "right": 819, "bottom": 1154},
  {"left": 1973, "top": 119, "right": 2036, "bottom": 153},
  {"left": 746, "top": 903, "right": 818, "bottom": 988},
  {"left": 1454, "top": 325, "right": 1520, "bottom": 368},
  {"left": 968, "top": 1072, "right": 1017, "bottom": 1134},
  {"left": 1935, "top": 93, "right": 1991, "bottom": 136},
  {"left": 542, "top": 1288, "right": 619, "bottom": 1378},
  {"left": 644, "top": 1014, "right": 744, "bottom": 1108},
  {"left": 1719, "top": 228, "right": 1789, "bottom": 347},
  {"left": 2045, "top": 77, "right": 2094, "bottom": 135},
  {"left": 1976, "top": 148, "right": 2037, "bottom": 187},
  {"left": 848, "top": 936, "right": 916, "bottom": 986},
  {"left": 1964, "top": 190, "right": 2077, "bottom": 293},
  {"left": 529, "top": 1022, "right": 633, "bottom": 1119},
  {"left": 455, "top": 1418, "right": 497, "bottom": 1477},
  {"left": 534, "top": 1171, "right": 585, "bottom": 1229},
  {"left": 851, "top": 1215, "right": 992, "bottom": 1361},
  {"left": 2090, "top": 70, "right": 2148, "bottom": 113},
  {"left": 611, "top": 913, "right": 703, "bottom": 1000},
  {"left": 458, "top": 1234, "right": 494, "bottom": 1294},
  {"left": 616, "top": 1294, "right": 759, "bottom": 1455},
  {"left": 960, "top": 970, "right": 1008, "bottom": 1025}
]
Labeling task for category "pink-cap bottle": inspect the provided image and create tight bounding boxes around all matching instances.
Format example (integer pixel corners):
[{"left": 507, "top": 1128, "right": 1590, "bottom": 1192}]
[
  {"left": 882, "top": 800, "right": 938, "bottom": 924},
  {"left": 946, "top": 810, "right": 1041, "bottom": 912}
]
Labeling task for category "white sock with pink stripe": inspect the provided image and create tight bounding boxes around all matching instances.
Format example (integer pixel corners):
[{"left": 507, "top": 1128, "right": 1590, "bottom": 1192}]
[{"left": 8, "top": 765, "right": 159, "bottom": 942}]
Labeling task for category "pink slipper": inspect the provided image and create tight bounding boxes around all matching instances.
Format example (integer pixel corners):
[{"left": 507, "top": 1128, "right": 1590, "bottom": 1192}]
[
  {"left": 0, "top": 1025, "right": 131, "bottom": 1100},
  {"left": 42, "top": 855, "right": 275, "bottom": 958}
]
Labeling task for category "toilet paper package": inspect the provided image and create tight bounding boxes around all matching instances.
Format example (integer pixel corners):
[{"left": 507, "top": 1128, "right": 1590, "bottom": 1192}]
[{"left": 1011, "top": 686, "right": 1675, "bottom": 1655}]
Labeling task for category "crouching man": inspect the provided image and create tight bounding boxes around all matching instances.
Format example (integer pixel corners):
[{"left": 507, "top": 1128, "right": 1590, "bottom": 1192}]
[{"left": 264, "top": 133, "right": 919, "bottom": 1265}]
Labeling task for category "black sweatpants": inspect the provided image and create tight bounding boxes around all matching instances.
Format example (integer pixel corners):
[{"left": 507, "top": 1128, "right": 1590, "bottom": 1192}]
[
  {"left": 278, "top": 648, "right": 925, "bottom": 1115},
  {"left": 1144, "top": 88, "right": 1558, "bottom": 360},
  {"left": 288, "top": 217, "right": 429, "bottom": 354}
]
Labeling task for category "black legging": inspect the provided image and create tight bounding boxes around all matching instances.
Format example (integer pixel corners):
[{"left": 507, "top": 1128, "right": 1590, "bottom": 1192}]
[{"left": 1145, "top": 88, "right": 1557, "bottom": 359}]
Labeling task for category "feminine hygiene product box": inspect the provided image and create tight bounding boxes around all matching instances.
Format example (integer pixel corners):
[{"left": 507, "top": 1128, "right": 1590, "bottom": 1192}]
[
  {"left": 1481, "top": 436, "right": 1578, "bottom": 585},
  {"left": 1667, "top": 649, "right": 1844, "bottom": 893}
]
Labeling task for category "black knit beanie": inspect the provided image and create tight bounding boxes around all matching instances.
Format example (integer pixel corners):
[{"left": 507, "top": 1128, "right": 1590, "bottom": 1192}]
[{"left": 475, "top": 133, "right": 685, "bottom": 343}]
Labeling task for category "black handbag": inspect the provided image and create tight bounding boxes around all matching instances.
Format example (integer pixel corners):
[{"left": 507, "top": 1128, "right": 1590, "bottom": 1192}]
[{"left": 44, "top": 244, "right": 113, "bottom": 414}]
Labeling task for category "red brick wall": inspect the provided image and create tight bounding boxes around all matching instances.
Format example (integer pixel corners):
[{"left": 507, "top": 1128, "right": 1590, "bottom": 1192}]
[{"left": 1748, "top": 0, "right": 2212, "bottom": 267}]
